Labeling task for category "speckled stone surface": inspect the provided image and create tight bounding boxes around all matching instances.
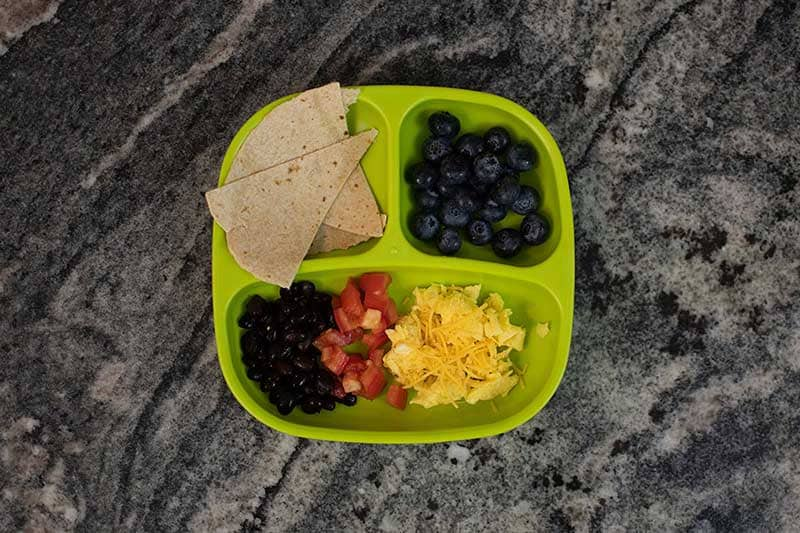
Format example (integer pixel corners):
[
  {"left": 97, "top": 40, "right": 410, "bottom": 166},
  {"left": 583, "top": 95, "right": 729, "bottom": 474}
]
[{"left": 2, "top": 0, "right": 799, "bottom": 531}]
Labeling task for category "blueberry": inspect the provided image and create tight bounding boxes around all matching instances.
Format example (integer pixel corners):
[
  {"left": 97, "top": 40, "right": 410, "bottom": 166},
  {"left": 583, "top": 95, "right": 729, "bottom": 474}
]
[
  {"left": 436, "top": 182, "right": 458, "bottom": 198},
  {"left": 439, "top": 199, "right": 470, "bottom": 228},
  {"left": 506, "top": 142, "right": 537, "bottom": 171},
  {"left": 437, "top": 228, "right": 462, "bottom": 255},
  {"left": 467, "top": 219, "right": 493, "bottom": 245},
  {"left": 406, "top": 162, "right": 438, "bottom": 189},
  {"left": 511, "top": 186, "right": 539, "bottom": 215},
  {"left": 455, "top": 133, "right": 485, "bottom": 158},
  {"left": 520, "top": 213, "right": 550, "bottom": 245},
  {"left": 410, "top": 211, "right": 441, "bottom": 241},
  {"left": 439, "top": 153, "right": 470, "bottom": 186},
  {"left": 472, "top": 153, "right": 503, "bottom": 186},
  {"left": 428, "top": 111, "right": 460, "bottom": 138},
  {"left": 490, "top": 176, "right": 521, "bottom": 206},
  {"left": 477, "top": 199, "right": 507, "bottom": 223},
  {"left": 484, "top": 127, "right": 511, "bottom": 153},
  {"left": 492, "top": 228, "right": 524, "bottom": 258},
  {"left": 422, "top": 136, "right": 452, "bottom": 162},
  {"left": 414, "top": 189, "right": 441, "bottom": 211},
  {"left": 451, "top": 187, "right": 480, "bottom": 213}
]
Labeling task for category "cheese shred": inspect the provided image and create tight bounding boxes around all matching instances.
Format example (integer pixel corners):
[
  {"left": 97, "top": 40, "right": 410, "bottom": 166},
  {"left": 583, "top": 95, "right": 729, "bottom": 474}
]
[{"left": 383, "top": 284, "right": 526, "bottom": 408}]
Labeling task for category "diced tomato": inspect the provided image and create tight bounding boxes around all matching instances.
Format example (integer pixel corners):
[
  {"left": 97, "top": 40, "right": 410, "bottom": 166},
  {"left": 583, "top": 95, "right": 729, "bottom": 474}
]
[
  {"left": 334, "top": 307, "right": 358, "bottom": 333},
  {"left": 386, "top": 384, "right": 408, "bottom": 410},
  {"left": 320, "top": 345, "right": 348, "bottom": 375},
  {"left": 362, "top": 330, "right": 389, "bottom": 350},
  {"left": 363, "top": 291, "right": 390, "bottom": 313},
  {"left": 332, "top": 295, "right": 341, "bottom": 309},
  {"left": 360, "top": 308, "right": 382, "bottom": 330},
  {"left": 342, "top": 371, "right": 362, "bottom": 393},
  {"left": 359, "top": 272, "right": 392, "bottom": 294},
  {"left": 372, "top": 317, "right": 387, "bottom": 335},
  {"left": 346, "top": 327, "right": 364, "bottom": 344},
  {"left": 331, "top": 380, "right": 346, "bottom": 399},
  {"left": 313, "top": 328, "right": 349, "bottom": 349},
  {"left": 383, "top": 299, "right": 399, "bottom": 326},
  {"left": 359, "top": 364, "right": 387, "bottom": 400},
  {"left": 344, "top": 355, "right": 368, "bottom": 373},
  {"left": 368, "top": 347, "right": 385, "bottom": 367},
  {"left": 340, "top": 278, "right": 364, "bottom": 319}
]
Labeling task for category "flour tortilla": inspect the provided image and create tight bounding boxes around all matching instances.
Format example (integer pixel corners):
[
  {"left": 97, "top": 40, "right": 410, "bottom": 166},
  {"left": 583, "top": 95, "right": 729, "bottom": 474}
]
[
  {"left": 206, "top": 130, "right": 377, "bottom": 286},
  {"left": 307, "top": 214, "right": 388, "bottom": 256},
  {"left": 225, "top": 83, "right": 383, "bottom": 238}
]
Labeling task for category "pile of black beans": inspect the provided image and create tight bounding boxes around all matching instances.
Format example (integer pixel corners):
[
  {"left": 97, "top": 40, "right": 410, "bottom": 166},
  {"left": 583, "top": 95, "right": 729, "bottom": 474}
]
[
  {"left": 238, "top": 280, "right": 357, "bottom": 415},
  {"left": 407, "top": 111, "right": 551, "bottom": 259}
]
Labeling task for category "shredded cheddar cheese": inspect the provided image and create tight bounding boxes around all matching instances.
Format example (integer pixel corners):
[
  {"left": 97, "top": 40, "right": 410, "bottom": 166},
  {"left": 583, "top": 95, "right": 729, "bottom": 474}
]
[{"left": 383, "top": 285, "right": 526, "bottom": 408}]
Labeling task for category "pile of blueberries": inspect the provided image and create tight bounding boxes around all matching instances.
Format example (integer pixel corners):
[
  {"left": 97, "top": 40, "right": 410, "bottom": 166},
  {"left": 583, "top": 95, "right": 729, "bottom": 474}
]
[
  {"left": 238, "top": 281, "right": 357, "bottom": 415},
  {"left": 407, "top": 111, "right": 550, "bottom": 258}
]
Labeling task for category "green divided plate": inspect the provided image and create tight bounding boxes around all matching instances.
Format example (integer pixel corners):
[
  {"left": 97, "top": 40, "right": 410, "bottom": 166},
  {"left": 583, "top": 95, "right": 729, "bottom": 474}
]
[{"left": 212, "top": 86, "right": 574, "bottom": 444}]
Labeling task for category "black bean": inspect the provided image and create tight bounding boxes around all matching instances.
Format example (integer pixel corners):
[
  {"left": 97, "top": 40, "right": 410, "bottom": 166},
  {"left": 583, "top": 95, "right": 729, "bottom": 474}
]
[
  {"left": 315, "top": 370, "right": 335, "bottom": 395},
  {"left": 240, "top": 331, "right": 266, "bottom": 357},
  {"left": 276, "top": 399, "right": 294, "bottom": 415},
  {"left": 279, "top": 287, "right": 292, "bottom": 300},
  {"left": 272, "top": 360, "right": 293, "bottom": 377},
  {"left": 337, "top": 393, "right": 358, "bottom": 407},
  {"left": 293, "top": 354, "right": 316, "bottom": 372},
  {"left": 260, "top": 374, "right": 281, "bottom": 392},
  {"left": 246, "top": 367, "right": 264, "bottom": 382},
  {"left": 246, "top": 295, "right": 268, "bottom": 319},
  {"left": 296, "top": 337, "right": 313, "bottom": 353},
  {"left": 313, "top": 292, "right": 332, "bottom": 304},
  {"left": 302, "top": 381, "right": 317, "bottom": 396},
  {"left": 238, "top": 313, "right": 257, "bottom": 329},
  {"left": 241, "top": 353, "right": 257, "bottom": 367},
  {"left": 321, "top": 396, "right": 336, "bottom": 411},
  {"left": 293, "top": 280, "right": 316, "bottom": 298},
  {"left": 301, "top": 395, "right": 322, "bottom": 414}
]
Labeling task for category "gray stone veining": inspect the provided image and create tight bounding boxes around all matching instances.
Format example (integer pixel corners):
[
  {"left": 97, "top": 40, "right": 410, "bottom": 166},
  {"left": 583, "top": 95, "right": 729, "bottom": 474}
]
[{"left": 1, "top": 0, "right": 798, "bottom": 531}]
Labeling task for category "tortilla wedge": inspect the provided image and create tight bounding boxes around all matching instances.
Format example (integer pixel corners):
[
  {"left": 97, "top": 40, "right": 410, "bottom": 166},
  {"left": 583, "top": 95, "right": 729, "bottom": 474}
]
[
  {"left": 307, "top": 214, "right": 388, "bottom": 255},
  {"left": 225, "top": 83, "right": 384, "bottom": 238},
  {"left": 206, "top": 130, "right": 377, "bottom": 286}
]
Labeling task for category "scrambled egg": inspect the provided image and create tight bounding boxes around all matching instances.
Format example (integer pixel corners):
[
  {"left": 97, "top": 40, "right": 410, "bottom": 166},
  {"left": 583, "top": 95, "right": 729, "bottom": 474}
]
[{"left": 383, "top": 284, "right": 526, "bottom": 408}]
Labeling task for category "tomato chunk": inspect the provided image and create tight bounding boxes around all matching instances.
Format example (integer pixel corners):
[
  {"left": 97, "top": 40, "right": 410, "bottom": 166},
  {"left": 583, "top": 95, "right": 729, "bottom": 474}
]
[
  {"left": 363, "top": 291, "right": 390, "bottom": 313},
  {"left": 386, "top": 384, "right": 407, "bottom": 410},
  {"left": 340, "top": 278, "right": 364, "bottom": 319},
  {"left": 360, "top": 308, "right": 382, "bottom": 330},
  {"left": 313, "top": 328, "right": 349, "bottom": 349},
  {"left": 371, "top": 317, "right": 387, "bottom": 335},
  {"left": 359, "top": 272, "right": 392, "bottom": 294},
  {"left": 342, "top": 371, "right": 362, "bottom": 393},
  {"left": 368, "top": 347, "right": 385, "bottom": 367},
  {"left": 331, "top": 295, "right": 341, "bottom": 309},
  {"left": 362, "top": 330, "right": 389, "bottom": 351},
  {"left": 359, "top": 364, "right": 386, "bottom": 400},
  {"left": 344, "top": 355, "right": 368, "bottom": 373},
  {"left": 334, "top": 307, "right": 358, "bottom": 333},
  {"left": 320, "top": 345, "right": 348, "bottom": 375},
  {"left": 383, "top": 299, "right": 399, "bottom": 326}
]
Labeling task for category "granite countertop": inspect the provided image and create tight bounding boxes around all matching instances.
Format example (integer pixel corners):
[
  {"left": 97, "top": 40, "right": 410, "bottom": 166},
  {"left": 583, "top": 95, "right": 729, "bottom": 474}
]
[{"left": 2, "top": 0, "right": 799, "bottom": 531}]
